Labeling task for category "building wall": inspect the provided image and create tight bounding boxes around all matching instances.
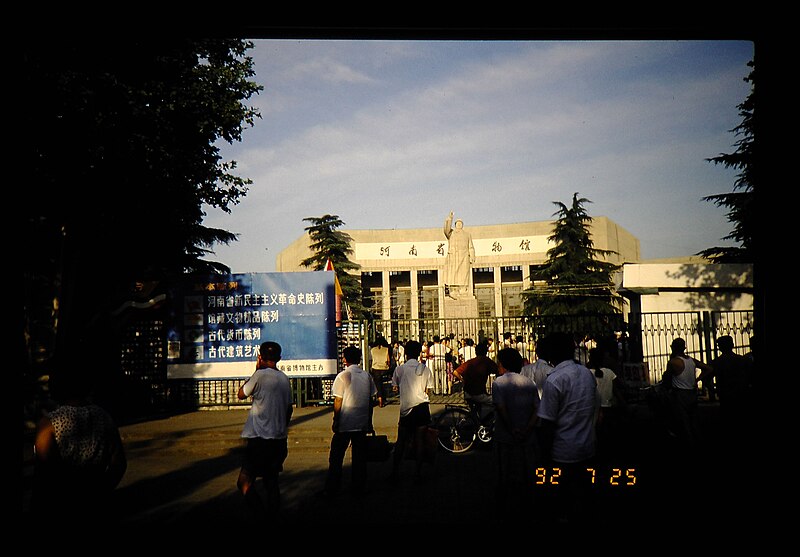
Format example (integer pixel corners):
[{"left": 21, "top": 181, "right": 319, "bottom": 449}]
[{"left": 620, "top": 259, "right": 754, "bottom": 313}]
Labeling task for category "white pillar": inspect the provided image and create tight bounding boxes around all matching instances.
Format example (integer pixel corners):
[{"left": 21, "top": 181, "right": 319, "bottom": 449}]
[
  {"left": 382, "top": 270, "right": 391, "bottom": 321},
  {"left": 410, "top": 269, "right": 419, "bottom": 320},
  {"left": 522, "top": 264, "right": 531, "bottom": 291},
  {"left": 493, "top": 266, "right": 503, "bottom": 318},
  {"left": 437, "top": 269, "right": 446, "bottom": 319}
]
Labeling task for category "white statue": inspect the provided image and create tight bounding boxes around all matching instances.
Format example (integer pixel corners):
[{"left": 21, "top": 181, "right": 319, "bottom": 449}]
[{"left": 443, "top": 211, "right": 475, "bottom": 299}]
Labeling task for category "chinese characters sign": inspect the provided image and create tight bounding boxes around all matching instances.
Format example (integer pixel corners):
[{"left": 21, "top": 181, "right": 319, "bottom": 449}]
[
  {"left": 167, "top": 272, "right": 338, "bottom": 379},
  {"left": 355, "top": 236, "right": 551, "bottom": 261}
]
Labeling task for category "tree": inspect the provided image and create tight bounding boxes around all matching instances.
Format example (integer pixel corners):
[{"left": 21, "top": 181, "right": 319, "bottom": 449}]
[
  {"left": 22, "top": 37, "right": 262, "bottom": 382},
  {"left": 523, "top": 193, "right": 625, "bottom": 316},
  {"left": 698, "top": 60, "right": 755, "bottom": 263},
  {"left": 300, "top": 215, "right": 367, "bottom": 318}
]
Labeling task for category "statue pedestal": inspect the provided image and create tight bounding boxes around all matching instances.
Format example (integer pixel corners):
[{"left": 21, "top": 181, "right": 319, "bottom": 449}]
[{"left": 443, "top": 296, "right": 478, "bottom": 319}]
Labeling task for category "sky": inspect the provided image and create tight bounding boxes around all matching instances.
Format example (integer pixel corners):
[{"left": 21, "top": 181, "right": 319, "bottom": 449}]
[{"left": 203, "top": 38, "right": 754, "bottom": 274}]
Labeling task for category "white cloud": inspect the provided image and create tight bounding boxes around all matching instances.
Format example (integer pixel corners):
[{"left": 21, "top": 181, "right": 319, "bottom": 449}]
[{"left": 205, "top": 39, "right": 752, "bottom": 273}]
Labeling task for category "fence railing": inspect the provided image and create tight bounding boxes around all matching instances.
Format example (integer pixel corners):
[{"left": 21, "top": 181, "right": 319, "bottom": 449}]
[
  {"left": 337, "top": 309, "right": 754, "bottom": 394},
  {"left": 145, "top": 309, "right": 755, "bottom": 410}
]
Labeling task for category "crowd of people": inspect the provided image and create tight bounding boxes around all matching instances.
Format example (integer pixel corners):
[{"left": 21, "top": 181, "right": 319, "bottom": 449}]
[{"left": 30, "top": 330, "right": 752, "bottom": 526}]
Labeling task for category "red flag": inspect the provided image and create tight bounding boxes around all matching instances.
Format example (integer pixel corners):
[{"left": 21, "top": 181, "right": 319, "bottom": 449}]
[{"left": 325, "top": 259, "right": 344, "bottom": 296}]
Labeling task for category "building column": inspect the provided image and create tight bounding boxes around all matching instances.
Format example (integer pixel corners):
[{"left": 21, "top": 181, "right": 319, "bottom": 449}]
[
  {"left": 437, "top": 268, "right": 446, "bottom": 318},
  {"left": 493, "top": 266, "right": 503, "bottom": 317},
  {"left": 382, "top": 270, "right": 391, "bottom": 321},
  {"left": 410, "top": 269, "right": 419, "bottom": 320},
  {"left": 522, "top": 264, "right": 531, "bottom": 291}
]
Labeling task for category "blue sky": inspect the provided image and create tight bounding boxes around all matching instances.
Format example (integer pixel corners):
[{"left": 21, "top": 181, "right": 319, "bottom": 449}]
[{"left": 204, "top": 39, "right": 754, "bottom": 273}]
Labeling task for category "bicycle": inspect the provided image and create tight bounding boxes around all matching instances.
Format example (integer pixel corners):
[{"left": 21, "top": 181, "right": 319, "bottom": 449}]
[{"left": 434, "top": 399, "right": 495, "bottom": 453}]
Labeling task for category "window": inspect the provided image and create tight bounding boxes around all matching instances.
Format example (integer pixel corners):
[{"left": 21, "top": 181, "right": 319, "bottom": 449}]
[
  {"left": 418, "top": 288, "right": 439, "bottom": 320},
  {"left": 502, "top": 284, "right": 523, "bottom": 317},
  {"left": 391, "top": 289, "right": 412, "bottom": 320},
  {"left": 475, "top": 286, "right": 495, "bottom": 318}
]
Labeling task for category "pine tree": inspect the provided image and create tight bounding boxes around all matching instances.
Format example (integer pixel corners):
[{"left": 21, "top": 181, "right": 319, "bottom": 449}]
[
  {"left": 698, "top": 60, "right": 755, "bottom": 263},
  {"left": 300, "top": 215, "right": 366, "bottom": 318},
  {"left": 523, "top": 193, "right": 625, "bottom": 315}
]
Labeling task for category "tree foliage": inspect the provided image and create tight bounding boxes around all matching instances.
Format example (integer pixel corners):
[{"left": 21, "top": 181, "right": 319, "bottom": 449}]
[
  {"left": 699, "top": 60, "right": 755, "bottom": 263},
  {"left": 300, "top": 215, "right": 367, "bottom": 318},
  {"left": 22, "top": 37, "right": 262, "bottom": 373},
  {"left": 523, "top": 193, "right": 625, "bottom": 316}
]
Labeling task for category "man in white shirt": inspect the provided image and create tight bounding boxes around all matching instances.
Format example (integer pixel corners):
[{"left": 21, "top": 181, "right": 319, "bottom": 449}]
[
  {"left": 458, "top": 337, "right": 477, "bottom": 365},
  {"left": 237, "top": 341, "right": 293, "bottom": 519},
  {"left": 520, "top": 336, "right": 554, "bottom": 400},
  {"left": 427, "top": 335, "right": 447, "bottom": 394},
  {"left": 321, "top": 345, "right": 378, "bottom": 498},
  {"left": 388, "top": 340, "right": 433, "bottom": 484}
]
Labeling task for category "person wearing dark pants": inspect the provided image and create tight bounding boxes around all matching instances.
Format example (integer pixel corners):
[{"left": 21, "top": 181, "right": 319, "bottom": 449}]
[
  {"left": 536, "top": 332, "right": 600, "bottom": 525},
  {"left": 237, "top": 341, "right": 293, "bottom": 521},
  {"left": 388, "top": 340, "right": 433, "bottom": 484},
  {"left": 370, "top": 338, "right": 391, "bottom": 407},
  {"left": 322, "top": 345, "right": 378, "bottom": 497}
]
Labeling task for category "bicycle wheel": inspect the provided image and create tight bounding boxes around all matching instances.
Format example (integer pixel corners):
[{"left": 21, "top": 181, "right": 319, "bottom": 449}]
[
  {"left": 476, "top": 411, "right": 494, "bottom": 443},
  {"left": 434, "top": 407, "right": 476, "bottom": 453}
]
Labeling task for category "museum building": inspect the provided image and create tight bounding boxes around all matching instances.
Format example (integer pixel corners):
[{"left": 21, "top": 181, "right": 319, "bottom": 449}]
[{"left": 276, "top": 216, "right": 640, "bottom": 323}]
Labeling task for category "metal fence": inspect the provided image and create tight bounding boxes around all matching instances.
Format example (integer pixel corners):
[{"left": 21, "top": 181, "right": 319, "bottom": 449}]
[
  {"left": 116, "top": 309, "right": 755, "bottom": 412},
  {"left": 629, "top": 310, "right": 754, "bottom": 384},
  {"left": 337, "top": 309, "right": 754, "bottom": 395}
]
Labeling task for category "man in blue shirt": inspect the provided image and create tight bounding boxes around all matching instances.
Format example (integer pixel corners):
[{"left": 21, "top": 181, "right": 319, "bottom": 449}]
[{"left": 537, "top": 332, "right": 599, "bottom": 524}]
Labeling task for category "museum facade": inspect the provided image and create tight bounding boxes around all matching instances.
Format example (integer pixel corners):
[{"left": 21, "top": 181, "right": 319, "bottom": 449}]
[{"left": 276, "top": 216, "right": 640, "bottom": 324}]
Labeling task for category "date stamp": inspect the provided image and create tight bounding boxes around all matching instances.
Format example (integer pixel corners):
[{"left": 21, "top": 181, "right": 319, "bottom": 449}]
[{"left": 534, "top": 467, "right": 638, "bottom": 487}]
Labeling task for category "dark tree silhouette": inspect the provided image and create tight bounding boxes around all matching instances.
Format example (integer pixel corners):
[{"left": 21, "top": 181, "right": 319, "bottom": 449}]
[
  {"left": 699, "top": 60, "right": 755, "bottom": 264},
  {"left": 523, "top": 193, "right": 625, "bottom": 316},
  {"left": 22, "top": 37, "right": 262, "bottom": 387}
]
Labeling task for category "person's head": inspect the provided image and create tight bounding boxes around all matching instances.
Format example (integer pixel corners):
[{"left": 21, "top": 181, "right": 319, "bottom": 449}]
[
  {"left": 455, "top": 219, "right": 463, "bottom": 229},
  {"left": 548, "top": 332, "right": 576, "bottom": 365},
  {"left": 716, "top": 335, "right": 734, "bottom": 353},
  {"left": 259, "top": 341, "right": 282, "bottom": 364},
  {"left": 466, "top": 338, "right": 474, "bottom": 347},
  {"left": 48, "top": 368, "right": 94, "bottom": 404},
  {"left": 670, "top": 338, "right": 686, "bottom": 355},
  {"left": 476, "top": 342, "right": 489, "bottom": 357},
  {"left": 535, "top": 335, "right": 551, "bottom": 362},
  {"left": 433, "top": 335, "right": 441, "bottom": 343},
  {"left": 588, "top": 347, "right": 604, "bottom": 377},
  {"left": 342, "top": 345, "right": 362, "bottom": 365},
  {"left": 497, "top": 347, "right": 523, "bottom": 374},
  {"left": 404, "top": 340, "right": 422, "bottom": 360},
  {"left": 588, "top": 347, "right": 602, "bottom": 367},
  {"left": 503, "top": 332, "right": 512, "bottom": 340}
]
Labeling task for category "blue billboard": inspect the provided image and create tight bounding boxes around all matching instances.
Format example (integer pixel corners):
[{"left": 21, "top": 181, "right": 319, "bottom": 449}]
[{"left": 166, "top": 272, "right": 338, "bottom": 379}]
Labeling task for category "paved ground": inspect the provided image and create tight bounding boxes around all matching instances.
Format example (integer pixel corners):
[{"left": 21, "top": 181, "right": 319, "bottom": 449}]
[{"left": 23, "top": 392, "right": 752, "bottom": 528}]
